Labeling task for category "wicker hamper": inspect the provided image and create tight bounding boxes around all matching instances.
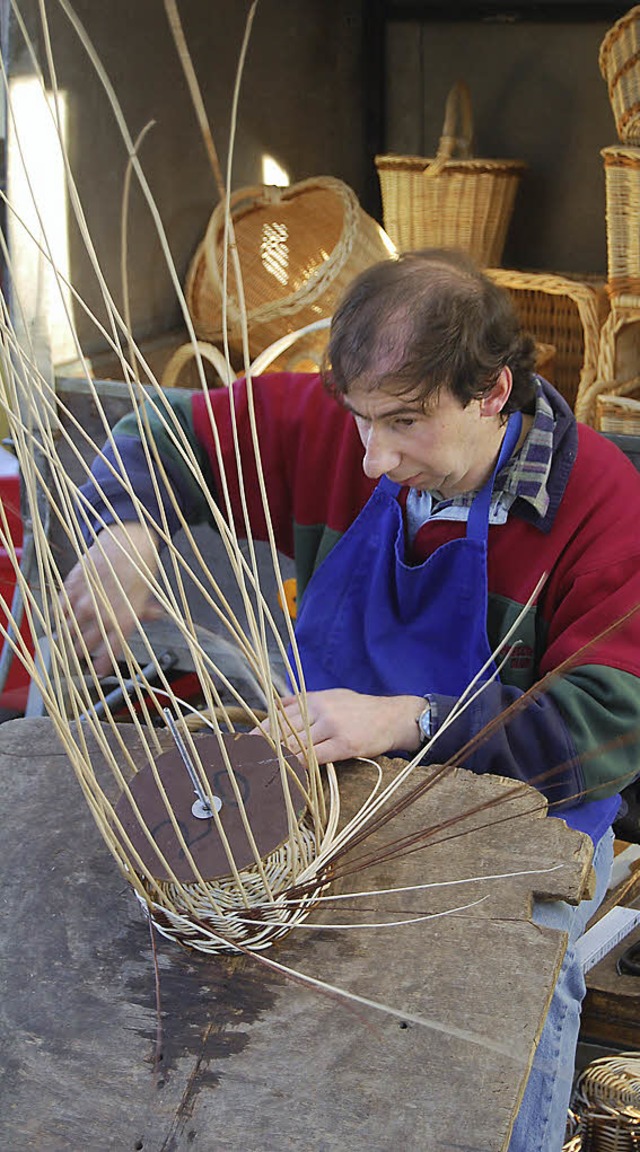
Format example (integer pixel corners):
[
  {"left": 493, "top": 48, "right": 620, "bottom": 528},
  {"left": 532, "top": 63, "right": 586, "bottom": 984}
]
[
  {"left": 600, "top": 6, "right": 640, "bottom": 145},
  {"left": 563, "top": 1138, "right": 583, "bottom": 1152},
  {"left": 485, "top": 269, "right": 608, "bottom": 421},
  {"left": 602, "top": 146, "right": 640, "bottom": 297},
  {"left": 375, "top": 81, "right": 526, "bottom": 266},
  {"left": 184, "top": 176, "right": 395, "bottom": 365}
]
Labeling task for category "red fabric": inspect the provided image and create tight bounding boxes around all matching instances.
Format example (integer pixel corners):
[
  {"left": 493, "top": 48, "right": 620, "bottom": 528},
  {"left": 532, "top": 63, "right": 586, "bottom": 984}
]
[
  {"left": 192, "top": 373, "right": 640, "bottom": 682},
  {"left": 191, "top": 373, "right": 375, "bottom": 554}
]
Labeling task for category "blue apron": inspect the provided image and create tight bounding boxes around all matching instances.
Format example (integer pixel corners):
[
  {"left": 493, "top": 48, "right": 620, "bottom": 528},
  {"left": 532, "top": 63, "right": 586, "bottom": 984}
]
[
  {"left": 294, "top": 412, "right": 523, "bottom": 698},
  {"left": 293, "top": 409, "right": 618, "bottom": 843}
]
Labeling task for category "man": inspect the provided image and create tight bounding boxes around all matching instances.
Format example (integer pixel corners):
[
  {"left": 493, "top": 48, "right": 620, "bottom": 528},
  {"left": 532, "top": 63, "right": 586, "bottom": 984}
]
[{"left": 65, "top": 249, "right": 640, "bottom": 1151}]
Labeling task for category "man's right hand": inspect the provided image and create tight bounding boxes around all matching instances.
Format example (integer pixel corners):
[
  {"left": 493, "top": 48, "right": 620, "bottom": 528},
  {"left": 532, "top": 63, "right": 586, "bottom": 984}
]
[{"left": 61, "top": 521, "right": 161, "bottom": 676}]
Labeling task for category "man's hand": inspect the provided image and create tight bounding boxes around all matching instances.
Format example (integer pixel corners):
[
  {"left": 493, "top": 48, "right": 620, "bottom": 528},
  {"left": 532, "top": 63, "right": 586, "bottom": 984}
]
[
  {"left": 61, "top": 521, "right": 161, "bottom": 676},
  {"left": 269, "top": 688, "right": 426, "bottom": 764}
]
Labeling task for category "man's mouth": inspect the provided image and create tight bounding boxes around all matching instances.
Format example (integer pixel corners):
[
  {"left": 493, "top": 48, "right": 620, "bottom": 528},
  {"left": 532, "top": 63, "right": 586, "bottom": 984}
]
[{"left": 396, "top": 472, "right": 429, "bottom": 489}]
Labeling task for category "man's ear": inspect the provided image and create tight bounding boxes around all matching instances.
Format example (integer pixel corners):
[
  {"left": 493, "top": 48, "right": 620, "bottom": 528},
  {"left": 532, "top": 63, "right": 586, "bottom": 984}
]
[{"left": 480, "top": 366, "right": 513, "bottom": 418}]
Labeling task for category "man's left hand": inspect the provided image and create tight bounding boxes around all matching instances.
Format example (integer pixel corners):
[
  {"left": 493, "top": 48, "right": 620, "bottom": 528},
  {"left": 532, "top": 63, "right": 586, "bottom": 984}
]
[{"left": 267, "top": 688, "right": 426, "bottom": 764}]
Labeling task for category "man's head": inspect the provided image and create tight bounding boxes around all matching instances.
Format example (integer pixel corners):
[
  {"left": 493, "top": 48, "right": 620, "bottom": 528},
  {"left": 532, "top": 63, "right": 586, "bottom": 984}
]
[{"left": 323, "top": 247, "right": 537, "bottom": 414}]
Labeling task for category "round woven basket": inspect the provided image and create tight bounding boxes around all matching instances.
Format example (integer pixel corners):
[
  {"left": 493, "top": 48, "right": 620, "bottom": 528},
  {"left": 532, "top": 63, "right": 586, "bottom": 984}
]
[
  {"left": 575, "top": 1053, "right": 640, "bottom": 1113},
  {"left": 600, "top": 6, "right": 640, "bottom": 145},
  {"left": 185, "top": 176, "right": 396, "bottom": 363},
  {"left": 571, "top": 1053, "right": 640, "bottom": 1151},
  {"left": 375, "top": 82, "right": 526, "bottom": 266}
]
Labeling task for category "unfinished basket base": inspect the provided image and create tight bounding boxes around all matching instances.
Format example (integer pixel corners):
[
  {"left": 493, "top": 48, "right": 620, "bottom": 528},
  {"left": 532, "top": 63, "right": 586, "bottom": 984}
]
[
  {"left": 136, "top": 810, "right": 326, "bottom": 954},
  {"left": 114, "top": 730, "right": 332, "bottom": 952}
]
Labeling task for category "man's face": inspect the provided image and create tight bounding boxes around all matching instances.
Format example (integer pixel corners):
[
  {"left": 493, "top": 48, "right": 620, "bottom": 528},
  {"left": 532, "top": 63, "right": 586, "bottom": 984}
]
[{"left": 343, "top": 383, "right": 507, "bottom": 499}]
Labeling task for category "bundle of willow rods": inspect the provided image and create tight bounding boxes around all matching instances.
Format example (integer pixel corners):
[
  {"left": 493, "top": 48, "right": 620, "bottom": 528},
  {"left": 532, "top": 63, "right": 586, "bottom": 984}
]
[
  {"left": 0, "top": 0, "right": 344, "bottom": 953},
  {"left": 0, "top": 1, "right": 560, "bottom": 965}
]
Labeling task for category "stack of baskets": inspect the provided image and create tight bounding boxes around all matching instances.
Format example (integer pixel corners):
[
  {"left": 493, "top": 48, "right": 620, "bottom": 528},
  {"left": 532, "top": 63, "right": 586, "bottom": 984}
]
[
  {"left": 591, "top": 6, "right": 640, "bottom": 432},
  {"left": 375, "top": 81, "right": 526, "bottom": 267}
]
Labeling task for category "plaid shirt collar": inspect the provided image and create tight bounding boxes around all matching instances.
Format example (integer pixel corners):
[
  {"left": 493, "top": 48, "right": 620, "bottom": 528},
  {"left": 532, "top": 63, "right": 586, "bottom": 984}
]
[
  {"left": 492, "top": 378, "right": 554, "bottom": 519},
  {"left": 405, "top": 379, "right": 555, "bottom": 533}
]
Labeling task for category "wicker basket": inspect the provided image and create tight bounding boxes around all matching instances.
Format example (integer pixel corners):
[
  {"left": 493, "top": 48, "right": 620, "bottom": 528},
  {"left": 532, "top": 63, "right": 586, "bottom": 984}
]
[
  {"left": 184, "top": 176, "right": 395, "bottom": 364},
  {"left": 160, "top": 319, "right": 332, "bottom": 388},
  {"left": 598, "top": 300, "right": 640, "bottom": 379},
  {"left": 571, "top": 1053, "right": 640, "bottom": 1151},
  {"left": 564, "top": 1134, "right": 584, "bottom": 1151},
  {"left": 596, "top": 388, "right": 640, "bottom": 433},
  {"left": 602, "top": 146, "right": 640, "bottom": 296},
  {"left": 582, "top": 297, "right": 640, "bottom": 426},
  {"left": 564, "top": 1107, "right": 586, "bottom": 1151},
  {"left": 582, "top": 1108, "right": 640, "bottom": 1151},
  {"left": 375, "top": 81, "right": 526, "bottom": 266},
  {"left": 485, "top": 269, "right": 608, "bottom": 421},
  {"left": 599, "top": 6, "right": 640, "bottom": 144}
]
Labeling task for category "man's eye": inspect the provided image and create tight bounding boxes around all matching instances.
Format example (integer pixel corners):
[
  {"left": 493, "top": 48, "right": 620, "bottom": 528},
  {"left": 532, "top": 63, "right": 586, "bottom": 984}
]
[{"left": 394, "top": 418, "right": 416, "bottom": 428}]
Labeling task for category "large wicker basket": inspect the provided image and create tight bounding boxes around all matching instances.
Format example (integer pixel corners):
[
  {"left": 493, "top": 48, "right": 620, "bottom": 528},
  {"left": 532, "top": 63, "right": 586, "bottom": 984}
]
[
  {"left": 602, "top": 146, "right": 640, "bottom": 296},
  {"left": 485, "top": 268, "right": 609, "bottom": 421},
  {"left": 184, "top": 176, "right": 395, "bottom": 365},
  {"left": 375, "top": 81, "right": 526, "bottom": 266},
  {"left": 599, "top": 6, "right": 640, "bottom": 145},
  {"left": 569, "top": 1052, "right": 640, "bottom": 1151}
]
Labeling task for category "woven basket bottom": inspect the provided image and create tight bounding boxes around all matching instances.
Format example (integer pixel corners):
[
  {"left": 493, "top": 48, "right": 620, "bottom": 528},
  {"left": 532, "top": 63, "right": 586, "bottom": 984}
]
[{"left": 137, "top": 813, "right": 327, "bottom": 954}]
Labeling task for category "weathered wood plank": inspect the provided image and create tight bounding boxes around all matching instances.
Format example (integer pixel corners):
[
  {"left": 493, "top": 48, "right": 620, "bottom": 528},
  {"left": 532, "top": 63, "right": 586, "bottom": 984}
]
[{"left": 0, "top": 719, "right": 592, "bottom": 1151}]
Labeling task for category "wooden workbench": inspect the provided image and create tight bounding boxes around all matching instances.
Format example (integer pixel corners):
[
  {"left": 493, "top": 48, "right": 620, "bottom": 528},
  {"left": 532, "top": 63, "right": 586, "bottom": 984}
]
[{"left": 0, "top": 718, "right": 593, "bottom": 1151}]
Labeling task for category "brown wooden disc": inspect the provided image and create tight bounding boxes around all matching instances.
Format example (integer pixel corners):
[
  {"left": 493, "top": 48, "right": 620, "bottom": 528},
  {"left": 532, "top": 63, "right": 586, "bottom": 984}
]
[{"left": 113, "top": 732, "right": 308, "bottom": 882}]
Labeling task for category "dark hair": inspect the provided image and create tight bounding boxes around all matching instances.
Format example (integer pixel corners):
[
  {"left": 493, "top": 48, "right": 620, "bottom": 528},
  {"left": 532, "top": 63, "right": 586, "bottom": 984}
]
[{"left": 323, "top": 248, "right": 537, "bottom": 414}]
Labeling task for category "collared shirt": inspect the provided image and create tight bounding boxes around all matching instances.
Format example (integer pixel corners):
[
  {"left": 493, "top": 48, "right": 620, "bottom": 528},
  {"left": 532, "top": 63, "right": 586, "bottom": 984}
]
[{"left": 405, "top": 379, "right": 555, "bottom": 544}]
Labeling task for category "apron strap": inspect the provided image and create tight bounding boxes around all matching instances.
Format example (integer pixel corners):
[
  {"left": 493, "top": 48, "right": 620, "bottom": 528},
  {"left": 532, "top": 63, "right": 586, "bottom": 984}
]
[
  {"left": 377, "top": 409, "right": 523, "bottom": 539},
  {"left": 467, "top": 411, "right": 522, "bottom": 541},
  {"left": 378, "top": 474, "right": 400, "bottom": 499}
]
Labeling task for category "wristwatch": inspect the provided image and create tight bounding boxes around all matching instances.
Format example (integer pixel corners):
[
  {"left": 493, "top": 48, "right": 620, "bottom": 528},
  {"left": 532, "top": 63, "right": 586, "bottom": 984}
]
[{"left": 417, "top": 696, "right": 434, "bottom": 744}]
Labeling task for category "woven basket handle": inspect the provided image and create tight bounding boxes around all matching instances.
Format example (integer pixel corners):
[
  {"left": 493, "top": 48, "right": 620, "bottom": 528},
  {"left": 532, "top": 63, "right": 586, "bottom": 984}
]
[
  {"left": 220, "top": 183, "right": 284, "bottom": 216},
  {"left": 160, "top": 340, "right": 234, "bottom": 388},
  {"left": 426, "top": 81, "right": 474, "bottom": 177},
  {"left": 207, "top": 184, "right": 285, "bottom": 248}
]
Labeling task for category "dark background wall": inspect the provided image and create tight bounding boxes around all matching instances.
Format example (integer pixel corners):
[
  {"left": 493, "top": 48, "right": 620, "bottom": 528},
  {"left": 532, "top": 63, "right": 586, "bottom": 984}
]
[
  {"left": 4, "top": 0, "right": 633, "bottom": 360},
  {"left": 6, "top": 0, "right": 365, "bottom": 358},
  {"left": 381, "top": 12, "right": 627, "bottom": 275}
]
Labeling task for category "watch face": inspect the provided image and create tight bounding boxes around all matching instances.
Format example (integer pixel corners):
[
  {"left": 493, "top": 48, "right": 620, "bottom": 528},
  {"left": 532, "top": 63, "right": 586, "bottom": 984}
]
[{"left": 419, "top": 705, "right": 431, "bottom": 740}]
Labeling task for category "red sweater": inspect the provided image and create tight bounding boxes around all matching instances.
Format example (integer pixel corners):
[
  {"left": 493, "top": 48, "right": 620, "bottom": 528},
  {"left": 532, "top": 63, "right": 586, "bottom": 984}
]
[{"left": 81, "top": 372, "right": 640, "bottom": 838}]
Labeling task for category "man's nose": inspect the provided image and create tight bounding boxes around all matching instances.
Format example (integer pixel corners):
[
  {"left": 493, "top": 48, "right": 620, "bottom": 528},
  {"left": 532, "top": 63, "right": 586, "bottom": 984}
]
[{"left": 362, "top": 426, "right": 401, "bottom": 479}]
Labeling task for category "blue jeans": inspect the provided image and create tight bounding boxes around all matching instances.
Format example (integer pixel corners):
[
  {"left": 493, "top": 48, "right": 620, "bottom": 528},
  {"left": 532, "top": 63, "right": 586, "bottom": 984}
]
[{"left": 507, "top": 825, "right": 615, "bottom": 1152}]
